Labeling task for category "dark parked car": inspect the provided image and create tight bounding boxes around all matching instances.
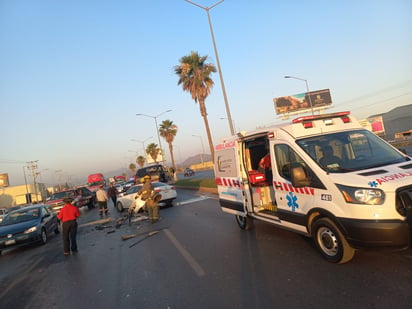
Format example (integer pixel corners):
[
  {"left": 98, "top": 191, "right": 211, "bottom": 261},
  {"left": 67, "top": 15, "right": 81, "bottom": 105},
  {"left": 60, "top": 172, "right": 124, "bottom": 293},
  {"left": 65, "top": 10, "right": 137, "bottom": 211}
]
[
  {"left": 114, "top": 180, "right": 135, "bottom": 194},
  {"left": 0, "top": 204, "right": 59, "bottom": 255},
  {"left": 135, "top": 164, "right": 170, "bottom": 183},
  {"left": 184, "top": 168, "right": 194, "bottom": 177}
]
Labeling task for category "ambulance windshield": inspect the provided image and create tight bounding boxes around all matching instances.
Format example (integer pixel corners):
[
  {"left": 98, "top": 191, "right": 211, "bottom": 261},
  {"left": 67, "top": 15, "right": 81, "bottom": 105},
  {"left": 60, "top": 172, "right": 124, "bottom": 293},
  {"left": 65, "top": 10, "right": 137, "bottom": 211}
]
[{"left": 296, "top": 129, "right": 409, "bottom": 173}]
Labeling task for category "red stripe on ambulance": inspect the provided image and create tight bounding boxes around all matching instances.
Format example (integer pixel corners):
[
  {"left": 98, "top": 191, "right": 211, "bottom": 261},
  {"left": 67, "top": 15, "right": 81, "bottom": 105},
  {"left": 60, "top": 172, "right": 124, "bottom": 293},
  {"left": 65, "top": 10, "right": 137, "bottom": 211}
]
[
  {"left": 274, "top": 181, "right": 314, "bottom": 196},
  {"left": 215, "top": 177, "right": 242, "bottom": 188}
]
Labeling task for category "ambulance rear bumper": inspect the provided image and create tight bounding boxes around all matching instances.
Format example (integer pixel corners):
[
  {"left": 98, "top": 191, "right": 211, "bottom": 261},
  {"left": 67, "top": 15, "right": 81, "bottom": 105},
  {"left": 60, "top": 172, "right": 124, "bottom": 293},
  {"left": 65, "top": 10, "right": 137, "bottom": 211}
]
[{"left": 338, "top": 218, "right": 411, "bottom": 249}]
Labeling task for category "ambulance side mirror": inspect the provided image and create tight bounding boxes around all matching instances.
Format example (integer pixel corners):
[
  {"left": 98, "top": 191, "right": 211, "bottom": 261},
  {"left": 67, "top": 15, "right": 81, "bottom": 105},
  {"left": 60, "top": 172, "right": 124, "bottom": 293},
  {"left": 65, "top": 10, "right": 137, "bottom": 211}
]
[{"left": 291, "top": 163, "right": 311, "bottom": 188}]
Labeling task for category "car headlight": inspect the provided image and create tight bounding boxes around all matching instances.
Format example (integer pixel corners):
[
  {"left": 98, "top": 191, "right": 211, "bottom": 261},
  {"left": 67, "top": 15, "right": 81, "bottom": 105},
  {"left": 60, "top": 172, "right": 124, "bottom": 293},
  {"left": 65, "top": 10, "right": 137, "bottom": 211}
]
[
  {"left": 336, "top": 184, "right": 385, "bottom": 205},
  {"left": 24, "top": 226, "right": 38, "bottom": 234}
]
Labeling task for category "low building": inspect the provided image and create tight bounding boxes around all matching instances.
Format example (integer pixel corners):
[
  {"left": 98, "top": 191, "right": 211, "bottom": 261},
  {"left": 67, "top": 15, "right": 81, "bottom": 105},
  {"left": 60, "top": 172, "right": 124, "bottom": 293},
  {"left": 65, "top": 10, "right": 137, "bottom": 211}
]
[
  {"left": 0, "top": 183, "right": 46, "bottom": 208},
  {"left": 367, "top": 104, "right": 412, "bottom": 140}
]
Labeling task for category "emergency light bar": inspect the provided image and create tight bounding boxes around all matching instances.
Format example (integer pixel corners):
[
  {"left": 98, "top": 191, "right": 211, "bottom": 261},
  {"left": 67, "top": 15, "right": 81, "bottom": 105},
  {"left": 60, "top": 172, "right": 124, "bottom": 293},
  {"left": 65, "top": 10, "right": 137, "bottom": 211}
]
[
  {"left": 292, "top": 111, "right": 351, "bottom": 124},
  {"left": 292, "top": 111, "right": 351, "bottom": 128}
]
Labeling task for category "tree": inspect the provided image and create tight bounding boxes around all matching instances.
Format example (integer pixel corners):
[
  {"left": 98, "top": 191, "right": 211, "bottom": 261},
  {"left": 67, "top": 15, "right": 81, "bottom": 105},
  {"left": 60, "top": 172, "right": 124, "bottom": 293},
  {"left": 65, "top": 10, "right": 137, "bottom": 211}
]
[
  {"left": 136, "top": 156, "right": 145, "bottom": 168},
  {"left": 174, "top": 51, "right": 217, "bottom": 160},
  {"left": 146, "top": 143, "right": 160, "bottom": 163},
  {"left": 159, "top": 119, "right": 178, "bottom": 175},
  {"left": 129, "top": 163, "right": 136, "bottom": 176}
]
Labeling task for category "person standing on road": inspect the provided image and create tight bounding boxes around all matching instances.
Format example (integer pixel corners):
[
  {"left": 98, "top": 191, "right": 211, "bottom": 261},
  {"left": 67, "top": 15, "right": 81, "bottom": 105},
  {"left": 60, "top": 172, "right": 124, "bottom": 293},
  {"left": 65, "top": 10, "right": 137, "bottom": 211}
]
[
  {"left": 96, "top": 185, "right": 109, "bottom": 216},
  {"left": 73, "top": 189, "right": 83, "bottom": 208},
  {"left": 136, "top": 175, "right": 160, "bottom": 223},
  {"left": 107, "top": 183, "right": 118, "bottom": 209},
  {"left": 57, "top": 197, "right": 80, "bottom": 256}
]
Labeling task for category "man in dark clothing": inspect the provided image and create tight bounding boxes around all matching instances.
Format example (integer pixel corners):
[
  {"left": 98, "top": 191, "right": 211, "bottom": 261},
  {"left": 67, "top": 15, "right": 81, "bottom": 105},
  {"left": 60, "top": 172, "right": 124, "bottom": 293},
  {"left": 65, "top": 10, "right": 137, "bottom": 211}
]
[
  {"left": 57, "top": 197, "right": 80, "bottom": 256},
  {"left": 107, "top": 183, "right": 118, "bottom": 209}
]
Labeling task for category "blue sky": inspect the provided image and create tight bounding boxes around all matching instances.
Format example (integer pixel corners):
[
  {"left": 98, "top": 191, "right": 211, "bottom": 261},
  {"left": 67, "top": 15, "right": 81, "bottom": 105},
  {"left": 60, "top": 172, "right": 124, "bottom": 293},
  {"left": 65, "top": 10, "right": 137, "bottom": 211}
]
[{"left": 1, "top": 0, "right": 411, "bottom": 186}]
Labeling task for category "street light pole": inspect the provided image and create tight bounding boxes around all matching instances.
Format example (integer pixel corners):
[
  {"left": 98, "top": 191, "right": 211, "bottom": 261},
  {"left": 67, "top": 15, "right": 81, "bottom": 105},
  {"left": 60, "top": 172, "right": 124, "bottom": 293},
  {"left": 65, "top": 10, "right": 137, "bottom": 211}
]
[
  {"left": 131, "top": 136, "right": 153, "bottom": 155},
  {"left": 284, "top": 75, "right": 314, "bottom": 115},
  {"left": 136, "top": 110, "right": 172, "bottom": 163},
  {"left": 219, "top": 117, "right": 236, "bottom": 132},
  {"left": 192, "top": 134, "right": 205, "bottom": 167},
  {"left": 185, "top": 0, "right": 235, "bottom": 136}
]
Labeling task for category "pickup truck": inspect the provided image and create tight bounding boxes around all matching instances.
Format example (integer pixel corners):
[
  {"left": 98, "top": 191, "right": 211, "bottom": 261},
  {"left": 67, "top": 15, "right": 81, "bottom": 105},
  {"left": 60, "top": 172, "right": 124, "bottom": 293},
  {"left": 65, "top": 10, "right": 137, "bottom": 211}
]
[{"left": 45, "top": 187, "right": 96, "bottom": 212}]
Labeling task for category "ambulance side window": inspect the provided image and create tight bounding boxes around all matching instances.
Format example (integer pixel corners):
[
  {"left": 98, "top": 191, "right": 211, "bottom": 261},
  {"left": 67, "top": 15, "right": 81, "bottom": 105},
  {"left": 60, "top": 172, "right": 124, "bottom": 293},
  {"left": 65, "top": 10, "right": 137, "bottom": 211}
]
[
  {"left": 275, "top": 144, "right": 298, "bottom": 181},
  {"left": 275, "top": 144, "right": 325, "bottom": 189}
]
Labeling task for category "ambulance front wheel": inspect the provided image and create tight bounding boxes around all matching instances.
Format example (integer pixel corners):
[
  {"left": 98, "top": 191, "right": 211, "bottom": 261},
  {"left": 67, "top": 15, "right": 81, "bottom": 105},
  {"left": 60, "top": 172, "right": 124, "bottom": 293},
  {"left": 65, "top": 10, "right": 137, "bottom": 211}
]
[
  {"left": 235, "top": 215, "right": 253, "bottom": 230},
  {"left": 312, "top": 217, "right": 355, "bottom": 264}
]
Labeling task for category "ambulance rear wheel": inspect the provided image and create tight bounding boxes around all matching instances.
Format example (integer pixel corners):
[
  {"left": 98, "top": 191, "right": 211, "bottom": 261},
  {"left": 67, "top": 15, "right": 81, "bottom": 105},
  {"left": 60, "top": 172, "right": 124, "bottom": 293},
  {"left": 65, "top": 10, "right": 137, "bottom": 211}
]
[
  {"left": 235, "top": 215, "right": 253, "bottom": 230},
  {"left": 313, "top": 217, "right": 355, "bottom": 264}
]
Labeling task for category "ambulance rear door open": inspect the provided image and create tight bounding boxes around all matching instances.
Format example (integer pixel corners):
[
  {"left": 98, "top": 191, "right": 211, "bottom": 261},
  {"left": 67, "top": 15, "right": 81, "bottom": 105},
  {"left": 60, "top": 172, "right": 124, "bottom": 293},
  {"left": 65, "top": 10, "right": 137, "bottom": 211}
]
[{"left": 215, "top": 141, "right": 247, "bottom": 216}]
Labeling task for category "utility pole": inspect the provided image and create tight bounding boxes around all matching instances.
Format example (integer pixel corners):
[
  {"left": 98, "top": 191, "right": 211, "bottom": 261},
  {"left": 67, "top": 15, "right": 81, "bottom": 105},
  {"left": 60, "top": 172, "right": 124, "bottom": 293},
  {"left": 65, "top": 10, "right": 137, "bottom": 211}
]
[{"left": 26, "top": 160, "right": 39, "bottom": 203}]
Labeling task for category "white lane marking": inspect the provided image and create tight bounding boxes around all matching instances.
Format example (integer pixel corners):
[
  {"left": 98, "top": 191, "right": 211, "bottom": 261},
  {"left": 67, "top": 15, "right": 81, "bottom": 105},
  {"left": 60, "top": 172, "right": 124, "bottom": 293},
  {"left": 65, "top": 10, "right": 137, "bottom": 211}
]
[
  {"left": 163, "top": 229, "right": 205, "bottom": 277},
  {"left": 175, "top": 195, "right": 209, "bottom": 206}
]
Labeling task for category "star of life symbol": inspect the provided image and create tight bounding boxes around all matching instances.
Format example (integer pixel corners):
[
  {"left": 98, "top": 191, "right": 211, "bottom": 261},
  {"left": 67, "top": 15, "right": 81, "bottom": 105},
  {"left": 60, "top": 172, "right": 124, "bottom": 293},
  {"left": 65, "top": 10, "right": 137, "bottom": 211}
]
[
  {"left": 287, "top": 192, "right": 299, "bottom": 212},
  {"left": 368, "top": 181, "right": 378, "bottom": 188}
]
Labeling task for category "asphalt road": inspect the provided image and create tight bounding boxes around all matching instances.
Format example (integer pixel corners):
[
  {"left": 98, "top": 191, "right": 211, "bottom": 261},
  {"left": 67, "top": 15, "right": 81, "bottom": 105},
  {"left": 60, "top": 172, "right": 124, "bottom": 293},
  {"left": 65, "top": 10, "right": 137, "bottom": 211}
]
[{"left": 0, "top": 189, "right": 411, "bottom": 309}]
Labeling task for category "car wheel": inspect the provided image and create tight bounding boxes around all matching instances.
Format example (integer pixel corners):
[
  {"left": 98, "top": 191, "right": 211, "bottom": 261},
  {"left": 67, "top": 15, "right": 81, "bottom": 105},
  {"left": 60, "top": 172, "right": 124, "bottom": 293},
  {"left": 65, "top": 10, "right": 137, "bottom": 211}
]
[
  {"left": 312, "top": 217, "right": 355, "bottom": 264},
  {"left": 235, "top": 215, "right": 253, "bottom": 230},
  {"left": 117, "top": 202, "right": 124, "bottom": 212},
  {"left": 40, "top": 228, "right": 48, "bottom": 245},
  {"left": 54, "top": 223, "right": 60, "bottom": 234},
  {"left": 166, "top": 199, "right": 174, "bottom": 207}
]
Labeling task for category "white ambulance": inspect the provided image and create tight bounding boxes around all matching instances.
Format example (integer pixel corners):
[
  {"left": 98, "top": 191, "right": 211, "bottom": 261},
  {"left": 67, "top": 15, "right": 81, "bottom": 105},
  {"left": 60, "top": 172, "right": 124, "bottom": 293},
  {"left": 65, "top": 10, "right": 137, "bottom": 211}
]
[{"left": 214, "top": 111, "right": 412, "bottom": 263}]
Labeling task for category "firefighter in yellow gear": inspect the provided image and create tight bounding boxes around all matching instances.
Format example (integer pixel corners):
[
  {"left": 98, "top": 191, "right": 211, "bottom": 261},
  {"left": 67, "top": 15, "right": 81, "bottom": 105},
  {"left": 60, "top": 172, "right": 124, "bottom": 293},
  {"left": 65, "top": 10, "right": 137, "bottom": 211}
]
[{"left": 136, "top": 175, "right": 161, "bottom": 223}]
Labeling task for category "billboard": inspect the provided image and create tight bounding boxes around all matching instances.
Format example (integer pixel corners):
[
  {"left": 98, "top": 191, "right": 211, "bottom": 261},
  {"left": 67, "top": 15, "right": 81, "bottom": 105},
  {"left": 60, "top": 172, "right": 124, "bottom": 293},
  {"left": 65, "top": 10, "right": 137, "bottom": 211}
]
[
  {"left": 146, "top": 150, "right": 164, "bottom": 164},
  {"left": 274, "top": 88, "right": 332, "bottom": 115},
  {"left": 0, "top": 173, "right": 9, "bottom": 187},
  {"left": 366, "top": 115, "right": 385, "bottom": 135}
]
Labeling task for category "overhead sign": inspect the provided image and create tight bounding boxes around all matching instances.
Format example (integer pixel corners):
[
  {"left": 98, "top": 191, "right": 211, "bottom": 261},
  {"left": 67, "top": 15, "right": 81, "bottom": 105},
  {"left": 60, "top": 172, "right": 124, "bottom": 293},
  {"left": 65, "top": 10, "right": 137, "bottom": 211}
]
[
  {"left": 146, "top": 150, "right": 164, "bottom": 164},
  {"left": 366, "top": 115, "right": 385, "bottom": 135},
  {"left": 274, "top": 88, "right": 332, "bottom": 115},
  {"left": 0, "top": 173, "right": 9, "bottom": 187}
]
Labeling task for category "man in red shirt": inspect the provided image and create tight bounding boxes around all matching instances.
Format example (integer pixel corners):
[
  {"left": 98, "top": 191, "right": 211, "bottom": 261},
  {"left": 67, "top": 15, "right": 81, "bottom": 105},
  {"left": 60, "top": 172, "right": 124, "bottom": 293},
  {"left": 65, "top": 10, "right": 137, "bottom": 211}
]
[
  {"left": 259, "top": 152, "right": 273, "bottom": 183},
  {"left": 58, "top": 197, "right": 80, "bottom": 256},
  {"left": 259, "top": 153, "right": 271, "bottom": 170}
]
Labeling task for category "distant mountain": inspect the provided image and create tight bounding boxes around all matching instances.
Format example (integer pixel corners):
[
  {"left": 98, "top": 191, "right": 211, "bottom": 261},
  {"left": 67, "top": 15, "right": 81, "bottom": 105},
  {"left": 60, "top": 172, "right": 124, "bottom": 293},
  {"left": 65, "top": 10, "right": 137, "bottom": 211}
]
[{"left": 181, "top": 154, "right": 212, "bottom": 168}]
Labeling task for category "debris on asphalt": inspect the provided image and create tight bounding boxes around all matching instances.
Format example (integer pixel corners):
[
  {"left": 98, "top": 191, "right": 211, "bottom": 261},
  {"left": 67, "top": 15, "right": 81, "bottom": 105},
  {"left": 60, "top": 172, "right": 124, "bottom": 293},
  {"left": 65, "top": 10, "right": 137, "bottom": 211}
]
[
  {"left": 115, "top": 217, "right": 125, "bottom": 228},
  {"left": 95, "top": 224, "right": 113, "bottom": 230},
  {"left": 129, "top": 230, "right": 160, "bottom": 248},
  {"left": 130, "top": 215, "right": 148, "bottom": 223},
  {"left": 80, "top": 217, "right": 112, "bottom": 228},
  {"left": 121, "top": 233, "right": 138, "bottom": 240}
]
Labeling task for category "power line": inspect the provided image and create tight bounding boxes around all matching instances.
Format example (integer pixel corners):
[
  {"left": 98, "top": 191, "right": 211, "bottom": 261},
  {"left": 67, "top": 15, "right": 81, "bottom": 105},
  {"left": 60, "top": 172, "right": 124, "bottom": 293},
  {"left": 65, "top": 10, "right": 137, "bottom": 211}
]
[
  {"left": 0, "top": 159, "right": 26, "bottom": 164},
  {"left": 339, "top": 80, "right": 412, "bottom": 106}
]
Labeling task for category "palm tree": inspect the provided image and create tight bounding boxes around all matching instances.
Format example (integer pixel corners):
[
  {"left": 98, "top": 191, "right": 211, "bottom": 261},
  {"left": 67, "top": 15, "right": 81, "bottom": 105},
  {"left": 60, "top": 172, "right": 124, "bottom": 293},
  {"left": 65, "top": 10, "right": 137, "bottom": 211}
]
[
  {"left": 136, "top": 156, "right": 145, "bottom": 168},
  {"left": 159, "top": 119, "right": 178, "bottom": 175},
  {"left": 146, "top": 143, "right": 160, "bottom": 163},
  {"left": 174, "top": 51, "right": 217, "bottom": 160},
  {"left": 129, "top": 163, "right": 136, "bottom": 176}
]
